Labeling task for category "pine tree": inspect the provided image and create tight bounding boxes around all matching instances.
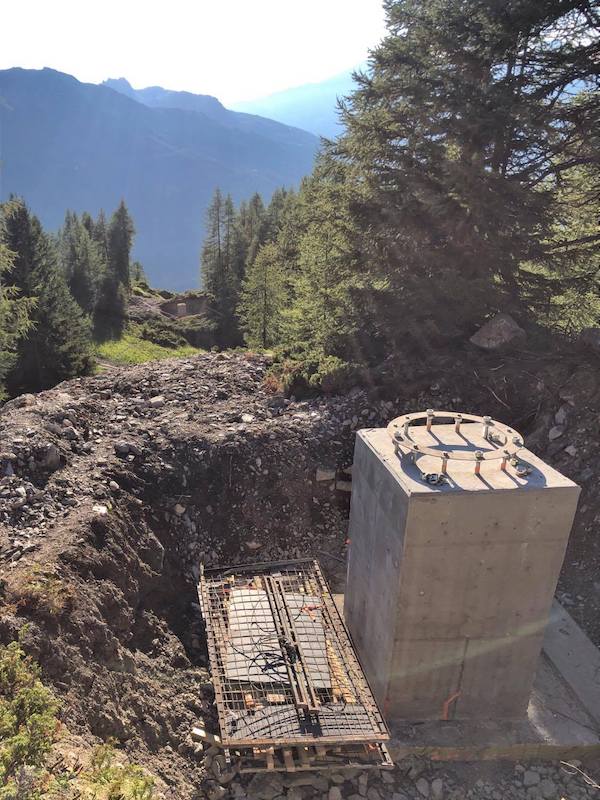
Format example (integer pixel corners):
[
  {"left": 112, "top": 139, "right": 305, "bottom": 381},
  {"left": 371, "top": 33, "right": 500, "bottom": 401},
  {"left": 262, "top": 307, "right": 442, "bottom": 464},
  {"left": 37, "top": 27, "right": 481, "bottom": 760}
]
[
  {"left": 93, "top": 268, "right": 128, "bottom": 341},
  {"left": 108, "top": 200, "right": 135, "bottom": 290},
  {"left": 92, "top": 210, "right": 110, "bottom": 264},
  {"left": 334, "top": 0, "right": 600, "bottom": 346},
  {"left": 201, "top": 189, "right": 242, "bottom": 346},
  {"left": 58, "top": 211, "right": 102, "bottom": 314},
  {"left": 283, "top": 162, "right": 376, "bottom": 362},
  {"left": 239, "top": 242, "right": 287, "bottom": 349},
  {"left": 244, "top": 193, "right": 268, "bottom": 271},
  {"left": 1, "top": 199, "right": 93, "bottom": 393},
  {"left": 130, "top": 260, "right": 147, "bottom": 285},
  {"left": 91, "top": 203, "right": 134, "bottom": 340},
  {"left": 0, "top": 241, "right": 32, "bottom": 399}
]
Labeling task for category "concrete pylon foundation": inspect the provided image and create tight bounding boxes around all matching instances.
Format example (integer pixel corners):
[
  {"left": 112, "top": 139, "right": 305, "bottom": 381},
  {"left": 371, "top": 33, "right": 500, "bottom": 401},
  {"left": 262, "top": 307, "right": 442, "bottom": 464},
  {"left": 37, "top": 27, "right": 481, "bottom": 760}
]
[{"left": 343, "top": 412, "right": 580, "bottom": 722}]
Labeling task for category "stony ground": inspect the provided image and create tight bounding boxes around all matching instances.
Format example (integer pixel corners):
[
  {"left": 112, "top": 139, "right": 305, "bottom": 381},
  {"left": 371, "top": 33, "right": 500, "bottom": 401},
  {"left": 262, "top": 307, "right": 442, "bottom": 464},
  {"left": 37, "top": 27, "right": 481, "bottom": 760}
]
[{"left": 0, "top": 345, "right": 599, "bottom": 799}]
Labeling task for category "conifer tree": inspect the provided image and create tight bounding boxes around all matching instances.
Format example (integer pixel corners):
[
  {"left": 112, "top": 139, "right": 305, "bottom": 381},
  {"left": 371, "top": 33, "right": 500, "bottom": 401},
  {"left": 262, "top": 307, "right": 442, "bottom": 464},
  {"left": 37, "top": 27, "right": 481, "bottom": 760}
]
[
  {"left": 93, "top": 268, "right": 128, "bottom": 341},
  {"left": 0, "top": 241, "right": 32, "bottom": 399},
  {"left": 91, "top": 203, "right": 134, "bottom": 340},
  {"left": 58, "top": 211, "right": 102, "bottom": 314},
  {"left": 334, "top": 0, "right": 600, "bottom": 346},
  {"left": 92, "top": 209, "right": 110, "bottom": 264},
  {"left": 201, "top": 189, "right": 241, "bottom": 345},
  {"left": 239, "top": 242, "right": 287, "bottom": 349},
  {"left": 108, "top": 200, "right": 135, "bottom": 290},
  {"left": 1, "top": 199, "right": 93, "bottom": 393}
]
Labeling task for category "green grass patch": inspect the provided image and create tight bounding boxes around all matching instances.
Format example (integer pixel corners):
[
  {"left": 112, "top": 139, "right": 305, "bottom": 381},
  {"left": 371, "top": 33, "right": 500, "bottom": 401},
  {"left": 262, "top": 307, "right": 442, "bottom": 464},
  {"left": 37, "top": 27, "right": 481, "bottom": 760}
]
[{"left": 95, "top": 327, "right": 201, "bottom": 366}]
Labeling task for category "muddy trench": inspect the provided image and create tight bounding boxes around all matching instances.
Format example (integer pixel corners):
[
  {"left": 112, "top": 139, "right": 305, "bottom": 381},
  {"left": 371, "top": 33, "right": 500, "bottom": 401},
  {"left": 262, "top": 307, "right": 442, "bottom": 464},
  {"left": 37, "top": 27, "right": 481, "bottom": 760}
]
[{"left": 5, "top": 422, "right": 358, "bottom": 798}]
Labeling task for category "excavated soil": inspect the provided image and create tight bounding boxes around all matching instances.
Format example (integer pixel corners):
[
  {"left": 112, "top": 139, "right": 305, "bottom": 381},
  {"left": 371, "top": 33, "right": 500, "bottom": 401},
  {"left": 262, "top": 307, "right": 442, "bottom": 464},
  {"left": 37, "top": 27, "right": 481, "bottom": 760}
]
[{"left": 0, "top": 347, "right": 599, "bottom": 799}]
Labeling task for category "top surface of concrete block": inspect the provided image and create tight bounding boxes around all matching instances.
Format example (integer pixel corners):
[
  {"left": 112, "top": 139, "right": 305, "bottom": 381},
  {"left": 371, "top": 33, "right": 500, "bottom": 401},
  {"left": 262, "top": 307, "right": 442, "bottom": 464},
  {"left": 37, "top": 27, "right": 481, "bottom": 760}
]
[{"left": 360, "top": 426, "right": 579, "bottom": 496}]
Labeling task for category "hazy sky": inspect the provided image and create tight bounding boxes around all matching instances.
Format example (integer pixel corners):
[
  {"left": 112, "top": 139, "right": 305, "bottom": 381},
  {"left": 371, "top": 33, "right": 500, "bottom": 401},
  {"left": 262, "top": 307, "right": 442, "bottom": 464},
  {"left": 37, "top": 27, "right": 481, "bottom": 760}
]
[{"left": 1, "top": 0, "right": 387, "bottom": 104}]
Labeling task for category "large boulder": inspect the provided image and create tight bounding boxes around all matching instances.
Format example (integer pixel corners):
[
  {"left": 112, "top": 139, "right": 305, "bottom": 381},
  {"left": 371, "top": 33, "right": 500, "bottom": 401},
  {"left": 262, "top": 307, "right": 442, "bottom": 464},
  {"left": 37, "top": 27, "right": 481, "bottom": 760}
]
[
  {"left": 470, "top": 313, "right": 526, "bottom": 352},
  {"left": 579, "top": 327, "right": 600, "bottom": 356}
]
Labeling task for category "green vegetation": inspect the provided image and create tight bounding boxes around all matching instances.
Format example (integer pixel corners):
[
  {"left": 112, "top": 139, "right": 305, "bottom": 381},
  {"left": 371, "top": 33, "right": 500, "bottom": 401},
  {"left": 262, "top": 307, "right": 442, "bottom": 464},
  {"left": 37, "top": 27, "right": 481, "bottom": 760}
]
[
  {"left": 96, "top": 325, "right": 201, "bottom": 365},
  {"left": 0, "top": 196, "right": 190, "bottom": 396},
  {"left": 1, "top": 200, "right": 94, "bottom": 397},
  {"left": 0, "top": 640, "right": 59, "bottom": 799},
  {"left": 0, "top": 640, "right": 157, "bottom": 799},
  {"left": 76, "top": 743, "right": 155, "bottom": 800},
  {"left": 0, "top": 243, "right": 33, "bottom": 401},
  {"left": 201, "top": 0, "right": 599, "bottom": 392},
  {"left": 16, "top": 568, "right": 75, "bottom": 616},
  {"left": 200, "top": 187, "right": 293, "bottom": 348}
]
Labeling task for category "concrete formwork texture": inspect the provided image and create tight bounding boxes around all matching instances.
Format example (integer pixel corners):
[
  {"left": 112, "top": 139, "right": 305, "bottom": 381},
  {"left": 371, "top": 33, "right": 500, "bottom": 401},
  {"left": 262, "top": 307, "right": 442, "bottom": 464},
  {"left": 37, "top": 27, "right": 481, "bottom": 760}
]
[{"left": 344, "top": 414, "right": 580, "bottom": 723}]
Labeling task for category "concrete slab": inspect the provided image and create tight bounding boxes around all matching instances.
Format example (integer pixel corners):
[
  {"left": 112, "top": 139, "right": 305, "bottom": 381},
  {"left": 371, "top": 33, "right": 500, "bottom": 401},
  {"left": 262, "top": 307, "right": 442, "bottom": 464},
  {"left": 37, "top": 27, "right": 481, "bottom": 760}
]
[
  {"left": 337, "top": 593, "right": 600, "bottom": 760},
  {"left": 345, "top": 427, "right": 581, "bottom": 721}
]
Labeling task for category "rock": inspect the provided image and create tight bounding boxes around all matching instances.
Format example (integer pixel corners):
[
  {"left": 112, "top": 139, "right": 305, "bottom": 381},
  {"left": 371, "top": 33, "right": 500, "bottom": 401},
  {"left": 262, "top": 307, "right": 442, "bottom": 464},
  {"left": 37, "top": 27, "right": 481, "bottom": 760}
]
[
  {"left": 207, "top": 784, "right": 227, "bottom": 800},
  {"left": 579, "top": 327, "right": 600, "bottom": 356},
  {"left": 114, "top": 441, "right": 130, "bottom": 455},
  {"left": 358, "top": 773, "right": 369, "bottom": 797},
  {"left": 329, "top": 788, "right": 342, "bottom": 800},
  {"left": 554, "top": 405, "right": 570, "bottom": 426},
  {"left": 40, "top": 443, "right": 61, "bottom": 471},
  {"left": 335, "top": 479, "right": 352, "bottom": 492},
  {"left": 523, "top": 770, "right": 540, "bottom": 787},
  {"left": 416, "top": 778, "right": 430, "bottom": 798},
  {"left": 539, "top": 779, "right": 557, "bottom": 799},
  {"left": 92, "top": 504, "right": 109, "bottom": 516},
  {"left": 148, "top": 395, "right": 165, "bottom": 408},
  {"left": 564, "top": 444, "right": 578, "bottom": 457},
  {"left": 246, "top": 773, "right": 284, "bottom": 800},
  {"left": 431, "top": 778, "right": 444, "bottom": 800},
  {"left": 316, "top": 467, "right": 336, "bottom": 482},
  {"left": 241, "top": 413, "right": 254, "bottom": 423},
  {"left": 174, "top": 503, "right": 186, "bottom": 516},
  {"left": 366, "top": 788, "right": 381, "bottom": 800},
  {"left": 470, "top": 313, "right": 526, "bottom": 352},
  {"left": 108, "top": 480, "right": 120, "bottom": 492},
  {"left": 548, "top": 425, "right": 565, "bottom": 441}
]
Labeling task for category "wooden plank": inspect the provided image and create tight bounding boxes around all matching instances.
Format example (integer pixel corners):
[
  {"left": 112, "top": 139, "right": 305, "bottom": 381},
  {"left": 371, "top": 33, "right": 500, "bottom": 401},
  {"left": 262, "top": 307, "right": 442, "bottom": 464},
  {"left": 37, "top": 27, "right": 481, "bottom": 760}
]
[
  {"left": 191, "top": 727, "right": 221, "bottom": 746},
  {"left": 283, "top": 748, "right": 296, "bottom": 772},
  {"left": 297, "top": 746, "right": 310, "bottom": 767}
]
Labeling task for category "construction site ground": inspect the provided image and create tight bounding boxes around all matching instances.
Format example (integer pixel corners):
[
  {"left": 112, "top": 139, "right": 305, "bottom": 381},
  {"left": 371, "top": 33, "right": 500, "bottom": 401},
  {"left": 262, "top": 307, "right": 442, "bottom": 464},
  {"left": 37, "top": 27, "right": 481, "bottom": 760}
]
[{"left": 0, "top": 342, "right": 599, "bottom": 799}]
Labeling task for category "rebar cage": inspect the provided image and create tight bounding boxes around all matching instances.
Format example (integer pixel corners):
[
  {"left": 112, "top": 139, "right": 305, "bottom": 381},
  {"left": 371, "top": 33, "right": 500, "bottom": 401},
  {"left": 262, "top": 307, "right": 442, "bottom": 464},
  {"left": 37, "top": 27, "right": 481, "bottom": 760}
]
[{"left": 198, "top": 560, "right": 390, "bottom": 752}]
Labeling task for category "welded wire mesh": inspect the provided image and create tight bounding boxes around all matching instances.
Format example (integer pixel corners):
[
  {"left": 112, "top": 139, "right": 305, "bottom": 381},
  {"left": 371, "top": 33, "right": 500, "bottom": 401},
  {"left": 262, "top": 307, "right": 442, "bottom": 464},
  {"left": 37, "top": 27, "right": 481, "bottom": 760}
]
[{"left": 199, "top": 560, "right": 389, "bottom": 747}]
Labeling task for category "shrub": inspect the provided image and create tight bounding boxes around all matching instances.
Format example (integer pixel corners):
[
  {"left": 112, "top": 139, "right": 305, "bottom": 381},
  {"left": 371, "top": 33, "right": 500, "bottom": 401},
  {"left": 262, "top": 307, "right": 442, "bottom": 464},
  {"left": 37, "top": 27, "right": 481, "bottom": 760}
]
[
  {"left": 15, "top": 568, "right": 74, "bottom": 617},
  {"left": 0, "top": 640, "right": 60, "bottom": 799},
  {"left": 137, "top": 318, "right": 187, "bottom": 349},
  {"left": 267, "top": 346, "right": 363, "bottom": 396},
  {"left": 78, "top": 743, "right": 155, "bottom": 800}
]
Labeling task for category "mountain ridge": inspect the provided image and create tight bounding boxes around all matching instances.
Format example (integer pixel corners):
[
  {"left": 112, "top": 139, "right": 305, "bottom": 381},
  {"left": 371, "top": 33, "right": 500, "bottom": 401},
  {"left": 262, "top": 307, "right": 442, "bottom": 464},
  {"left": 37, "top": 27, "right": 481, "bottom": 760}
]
[
  {"left": 0, "top": 67, "right": 318, "bottom": 289},
  {"left": 231, "top": 68, "right": 359, "bottom": 138}
]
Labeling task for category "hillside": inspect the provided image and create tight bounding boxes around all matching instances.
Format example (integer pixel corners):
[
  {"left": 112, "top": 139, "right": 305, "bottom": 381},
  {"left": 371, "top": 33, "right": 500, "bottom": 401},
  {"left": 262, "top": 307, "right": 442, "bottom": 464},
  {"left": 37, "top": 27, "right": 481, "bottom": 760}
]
[
  {"left": 1, "top": 343, "right": 600, "bottom": 797},
  {"left": 232, "top": 68, "right": 358, "bottom": 138},
  {"left": 0, "top": 68, "right": 318, "bottom": 289}
]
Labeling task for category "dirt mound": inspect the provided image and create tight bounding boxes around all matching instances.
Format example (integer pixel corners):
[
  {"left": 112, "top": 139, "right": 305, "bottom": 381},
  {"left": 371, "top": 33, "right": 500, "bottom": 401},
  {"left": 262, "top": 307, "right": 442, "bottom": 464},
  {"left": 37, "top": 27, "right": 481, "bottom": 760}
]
[{"left": 1, "top": 347, "right": 599, "bottom": 798}]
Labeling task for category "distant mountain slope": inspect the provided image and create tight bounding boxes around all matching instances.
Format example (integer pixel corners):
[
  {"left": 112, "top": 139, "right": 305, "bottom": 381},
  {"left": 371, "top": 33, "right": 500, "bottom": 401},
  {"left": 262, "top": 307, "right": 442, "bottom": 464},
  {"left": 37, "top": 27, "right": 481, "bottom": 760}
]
[
  {"left": 232, "top": 69, "right": 358, "bottom": 138},
  {"left": 0, "top": 68, "right": 318, "bottom": 289}
]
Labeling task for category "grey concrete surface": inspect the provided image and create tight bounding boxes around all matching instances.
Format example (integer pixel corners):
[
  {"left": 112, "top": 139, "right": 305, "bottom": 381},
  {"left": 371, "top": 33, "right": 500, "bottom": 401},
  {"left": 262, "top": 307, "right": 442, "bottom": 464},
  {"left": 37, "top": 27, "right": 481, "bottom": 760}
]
[{"left": 344, "top": 425, "right": 580, "bottom": 722}]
